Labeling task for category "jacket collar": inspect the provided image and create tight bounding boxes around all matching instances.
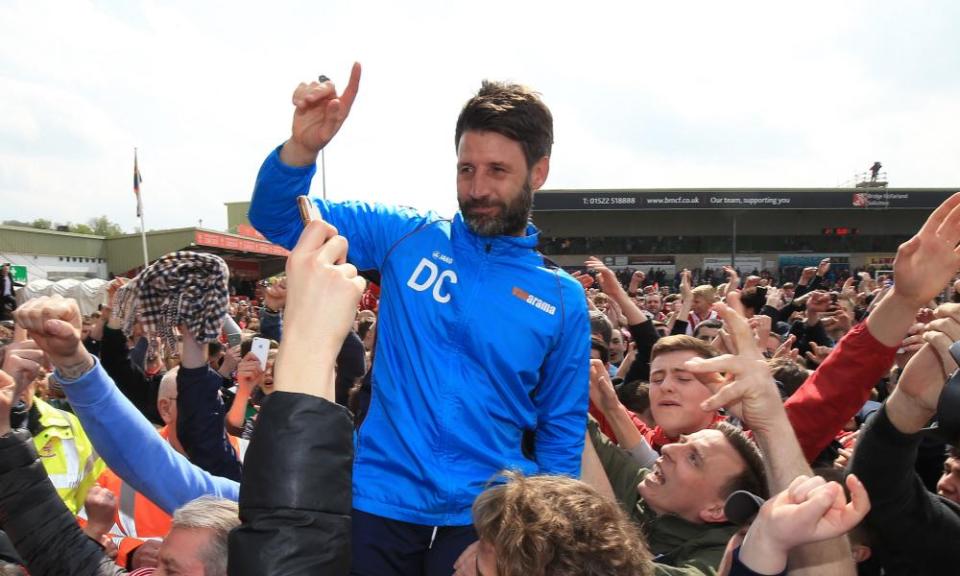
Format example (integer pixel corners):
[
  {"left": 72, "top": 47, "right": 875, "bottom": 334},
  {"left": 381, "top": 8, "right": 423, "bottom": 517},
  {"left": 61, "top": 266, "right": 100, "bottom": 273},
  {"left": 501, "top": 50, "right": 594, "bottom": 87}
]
[{"left": 452, "top": 212, "right": 540, "bottom": 256}]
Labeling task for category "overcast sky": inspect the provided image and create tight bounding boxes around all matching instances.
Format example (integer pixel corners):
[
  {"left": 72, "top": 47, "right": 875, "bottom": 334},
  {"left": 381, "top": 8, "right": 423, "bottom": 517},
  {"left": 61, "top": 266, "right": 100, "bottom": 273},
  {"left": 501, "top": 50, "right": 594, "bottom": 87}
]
[{"left": 2, "top": 0, "right": 959, "bottom": 234}]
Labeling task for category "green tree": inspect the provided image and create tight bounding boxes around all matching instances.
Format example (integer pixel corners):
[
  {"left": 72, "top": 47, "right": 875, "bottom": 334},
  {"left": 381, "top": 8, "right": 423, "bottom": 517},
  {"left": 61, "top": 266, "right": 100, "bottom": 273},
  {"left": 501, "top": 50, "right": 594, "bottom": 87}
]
[
  {"left": 69, "top": 223, "right": 95, "bottom": 235},
  {"left": 31, "top": 218, "right": 53, "bottom": 230},
  {"left": 88, "top": 215, "right": 124, "bottom": 237}
]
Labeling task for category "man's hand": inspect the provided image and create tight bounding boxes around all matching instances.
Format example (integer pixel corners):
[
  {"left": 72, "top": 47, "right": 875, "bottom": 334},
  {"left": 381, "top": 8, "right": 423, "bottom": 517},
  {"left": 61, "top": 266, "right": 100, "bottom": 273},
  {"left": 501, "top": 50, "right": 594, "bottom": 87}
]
[
  {"left": 218, "top": 345, "right": 242, "bottom": 378},
  {"left": 571, "top": 271, "right": 595, "bottom": 292},
  {"left": 589, "top": 359, "right": 620, "bottom": 414},
  {"left": 130, "top": 540, "right": 162, "bottom": 570},
  {"left": 890, "top": 191, "right": 960, "bottom": 308},
  {"left": 723, "top": 266, "right": 741, "bottom": 289},
  {"left": 585, "top": 257, "right": 625, "bottom": 299},
  {"left": 12, "top": 295, "right": 92, "bottom": 377},
  {"left": 679, "top": 269, "right": 693, "bottom": 304},
  {"left": 773, "top": 334, "right": 800, "bottom": 362},
  {"left": 820, "top": 309, "right": 852, "bottom": 333},
  {"left": 749, "top": 315, "right": 772, "bottom": 348},
  {"left": 0, "top": 370, "right": 16, "bottom": 436},
  {"left": 799, "top": 267, "right": 817, "bottom": 286},
  {"left": 236, "top": 352, "right": 265, "bottom": 392},
  {"left": 1, "top": 340, "right": 44, "bottom": 393},
  {"left": 281, "top": 64, "right": 362, "bottom": 167},
  {"left": 629, "top": 270, "right": 645, "bottom": 294},
  {"left": 453, "top": 541, "right": 479, "bottom": 576},
  {"left": 804, "top": 341, "right": 833, "bottom": 367},
  {"left": 274, "top": 219, "right": 366, "bottom": 399},
  {"left": 840, "top": 277, "right": 857, "bottom": 302},
  {"left": 82, "top": 486, "right": 118, "bottom": 539},
  {"left": 804, "top": 291, "right": 832, "bottom": 314},
  {"left": 765, "top": 286, "right": 783, "bottom": 309},
  {"left": 816, "top": 258, "right": 831, "bottom": 278},
  {"left": 887, "top": 303, "right": 960, "bottom": 433},
  {"left": 683, "top": 296, "right": 784, "bottom": 432},
  {"left": 739, "top": 474, "right": 870, "bottom": 575}
]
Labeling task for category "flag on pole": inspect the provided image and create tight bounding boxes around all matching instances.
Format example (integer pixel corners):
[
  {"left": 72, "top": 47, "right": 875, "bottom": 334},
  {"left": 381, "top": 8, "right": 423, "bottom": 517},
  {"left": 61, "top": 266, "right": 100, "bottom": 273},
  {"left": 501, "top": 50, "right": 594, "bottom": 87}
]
[{"left": 134, "top": 149, "right": 144, "bottom": 218}]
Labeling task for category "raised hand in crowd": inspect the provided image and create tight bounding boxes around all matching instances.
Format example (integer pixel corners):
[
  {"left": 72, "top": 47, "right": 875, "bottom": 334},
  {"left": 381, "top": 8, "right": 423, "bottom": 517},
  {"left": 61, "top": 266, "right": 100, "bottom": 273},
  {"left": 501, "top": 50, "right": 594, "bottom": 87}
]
[
  {"left": 0, "top": 367, "right": 16, "bottom": 437},
  {"left": 804, "top": 341, "right": 833, "bottom": 367},
  {"left": 217, "top": 344, "right": 242, "bottom": 379},
  {"left": 686, "top": 294, "right": 863, "bottom": 574},
  {"left": 12, "top": 295, "right": 92, "bottom": 378},
  {"left": 798, "top": 266, "right": 818, "bottom": 287},
  {"left": 225, "top": 351, "right": 264, "bottom": 436},
  {"left": 81, "top": 485, "right": 118, "bottom": 554},
  {"left": 866, "top": 191, "right": 960, "bottom": 348},
  {"left": 228, "top": 211, "right": 364, "bottom": 576},
  {"left": 282, "top": 64, "right": 362, "bottom": 167},
  {"left": 628, "top": 269, "right": 645, "bottom": 296},
  {"left": 273, "top": 218, "right": 366, "bottom": 398},
  {"left": 738, "top": 474, "right": 870, "bottom": 575},
  {"left": 723, "top": 265, "right": 740, "bottom": 289},
  {"left": 1, "top": 339, "right": 44, "bottom": 393},
  {"left": 585, "top": 257, "right": 647, "bottom": 325},
  {"left": 820, "top": 308, "right": 852, "bottom": 334},
  {"left": 839, "top": 276, "right": 857, "bottom": 303},
  {"left": 773, "top": 333, "right": 800, "bottom": 362},
  {"left": 744, "top": 275, "right": 762, "bottom": 290},
  {"left": 765, "top": 286, "right": 784, "bottom": 310},
  {"left": 887, "top": 303, "right": 960, "bottom": 433},
  {"left": 816, "top": 257, "right": 831, "bottom": 279}
]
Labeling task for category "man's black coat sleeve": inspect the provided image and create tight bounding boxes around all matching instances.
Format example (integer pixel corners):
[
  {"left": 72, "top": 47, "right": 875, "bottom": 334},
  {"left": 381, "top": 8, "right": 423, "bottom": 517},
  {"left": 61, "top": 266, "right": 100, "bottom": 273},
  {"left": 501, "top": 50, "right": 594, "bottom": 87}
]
[{"left": 228, "top": 392, "right": 353, "bottom": 575}]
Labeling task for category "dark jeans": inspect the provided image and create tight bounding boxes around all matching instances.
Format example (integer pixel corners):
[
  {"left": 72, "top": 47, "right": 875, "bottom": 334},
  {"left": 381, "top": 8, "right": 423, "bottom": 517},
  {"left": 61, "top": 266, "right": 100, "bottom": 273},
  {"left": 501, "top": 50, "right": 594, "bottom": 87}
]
[{"left": 351, "top": 509, "right": 477, "bottom": 576}]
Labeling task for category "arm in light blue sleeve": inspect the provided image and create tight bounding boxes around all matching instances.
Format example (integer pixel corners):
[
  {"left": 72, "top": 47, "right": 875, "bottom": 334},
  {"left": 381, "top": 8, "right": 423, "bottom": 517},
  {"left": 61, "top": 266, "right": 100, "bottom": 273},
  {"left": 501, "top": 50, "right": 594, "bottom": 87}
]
[
  {"left": 248, "top": 145, "right": 433, "bottom": 271},
  {"left": 534, "top": 278, "right": 591, "bottom": 477},
  {"left": 56, "top": 357, "right": 239, "bottom": 514}
]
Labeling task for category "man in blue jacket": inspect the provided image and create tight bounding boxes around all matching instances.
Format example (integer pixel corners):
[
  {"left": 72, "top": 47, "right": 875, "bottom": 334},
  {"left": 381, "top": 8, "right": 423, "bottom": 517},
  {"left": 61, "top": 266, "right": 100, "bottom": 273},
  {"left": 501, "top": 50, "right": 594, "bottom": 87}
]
[{"left": 248, "top": 63, "right": 590, "bottom": 575}]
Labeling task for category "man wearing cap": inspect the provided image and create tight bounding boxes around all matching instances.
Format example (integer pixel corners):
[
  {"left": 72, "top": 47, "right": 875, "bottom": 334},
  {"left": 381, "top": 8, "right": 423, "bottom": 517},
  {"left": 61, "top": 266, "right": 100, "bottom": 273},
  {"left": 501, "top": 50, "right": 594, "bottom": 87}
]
[{"left": 248, "top": 65, "right": 589, "bottom": 575}]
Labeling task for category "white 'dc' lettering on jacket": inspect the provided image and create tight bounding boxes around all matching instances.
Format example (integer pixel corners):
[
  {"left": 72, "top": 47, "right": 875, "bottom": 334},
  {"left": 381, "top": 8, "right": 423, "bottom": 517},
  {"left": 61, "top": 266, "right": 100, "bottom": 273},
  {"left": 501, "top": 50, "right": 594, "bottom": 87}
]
[{"left": 407, "top": 258, "right": 458, "bottom": 304}]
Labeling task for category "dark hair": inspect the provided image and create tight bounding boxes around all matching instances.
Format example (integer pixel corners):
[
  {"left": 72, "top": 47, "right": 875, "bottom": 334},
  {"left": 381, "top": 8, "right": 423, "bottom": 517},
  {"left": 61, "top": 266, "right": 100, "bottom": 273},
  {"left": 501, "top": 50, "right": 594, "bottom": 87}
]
[
  {"left": 590, "top": 336, "right": 610, "bottom": 365},
  {"left": 713, "top": 421, "right": 768, "bottom": 499},
  {"left": 768, "top": 357, "right": 809, "bottom": 398},
  {"left": 455, "top": 81, "right": 553, "bottom": 170},
  {"left": 207, "top": 341, "right": 224, "bottom": 357},
  {"left": 693, "top": 319, "right": 723, "bottom": 338},
  {"left": 618, "top": 380, "right": 651, "bottom": 415},
  {"left": 589, "top": 310, "right": 613, "bottom": 347}
]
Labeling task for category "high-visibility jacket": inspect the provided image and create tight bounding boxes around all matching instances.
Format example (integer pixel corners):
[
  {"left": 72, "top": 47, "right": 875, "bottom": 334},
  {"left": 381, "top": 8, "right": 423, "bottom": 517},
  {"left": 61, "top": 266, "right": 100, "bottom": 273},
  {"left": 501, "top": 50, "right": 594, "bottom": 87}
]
[
  {"left": 94, "top": 426, "right": 242, "bottom": 567},
  {"left": 33, "top": 398, "right": 104, "bottom": 515},
  {"left": 95, "top": 427, "right": 175, "bottom": 567}
]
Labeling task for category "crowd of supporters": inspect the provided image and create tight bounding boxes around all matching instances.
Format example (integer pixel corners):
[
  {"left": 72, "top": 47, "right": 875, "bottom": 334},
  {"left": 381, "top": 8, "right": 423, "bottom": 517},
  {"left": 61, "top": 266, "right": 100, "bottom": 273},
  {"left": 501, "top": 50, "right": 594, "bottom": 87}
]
[{"left": 1, "top": 68, "right": 959, "bottom": 576}]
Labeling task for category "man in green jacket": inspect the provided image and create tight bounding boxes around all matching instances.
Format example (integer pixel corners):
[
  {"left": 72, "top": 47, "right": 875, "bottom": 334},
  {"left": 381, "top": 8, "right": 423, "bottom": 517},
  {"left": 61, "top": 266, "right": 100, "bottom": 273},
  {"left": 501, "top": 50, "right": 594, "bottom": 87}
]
[{"left": 585, "top": 416, "right": 766, "bottom": 575}]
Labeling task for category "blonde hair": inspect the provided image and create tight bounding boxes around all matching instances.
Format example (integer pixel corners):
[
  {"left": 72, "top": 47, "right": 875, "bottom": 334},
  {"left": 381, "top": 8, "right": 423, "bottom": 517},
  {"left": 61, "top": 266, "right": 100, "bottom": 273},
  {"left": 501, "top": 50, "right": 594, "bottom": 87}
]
[
  {"left": 472, "top": 472, "right": 653, "bottom": 576},
  {"left": 692, "top": 284, "right": 717, "bottom": 301}
]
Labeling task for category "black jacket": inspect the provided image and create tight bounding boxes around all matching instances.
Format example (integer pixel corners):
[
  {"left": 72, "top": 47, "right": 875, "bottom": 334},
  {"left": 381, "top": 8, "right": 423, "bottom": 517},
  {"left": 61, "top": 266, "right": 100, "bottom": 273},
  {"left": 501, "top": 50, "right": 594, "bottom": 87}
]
[
  {"left": 0, "top": 429, "right": 123, "bottom": 576},
  {"left": 100, "top": 326, "right": 164, "bottom": 426},
  {"left": 849, "top": 404, "right": 960, "bottom": 574},
  {"left": 228, "top": 391, "right": 353, "bottom": 575}
]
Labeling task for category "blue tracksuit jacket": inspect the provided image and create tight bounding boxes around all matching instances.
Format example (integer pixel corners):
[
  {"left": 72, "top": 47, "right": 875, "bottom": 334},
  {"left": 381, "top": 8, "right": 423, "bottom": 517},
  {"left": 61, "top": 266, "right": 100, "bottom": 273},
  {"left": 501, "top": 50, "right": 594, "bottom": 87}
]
[{"left": 249, "top": 146, "right": 590, "bottom": 525}]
